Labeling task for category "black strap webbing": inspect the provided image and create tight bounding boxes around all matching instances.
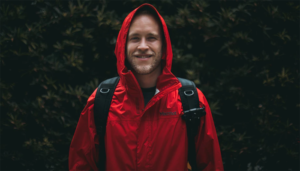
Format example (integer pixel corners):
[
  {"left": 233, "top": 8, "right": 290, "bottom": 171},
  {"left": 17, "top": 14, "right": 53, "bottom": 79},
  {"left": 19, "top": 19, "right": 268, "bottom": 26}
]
[
  {"left": 178, "top": 77, "right": 206, "bottom": 171},
  {"left": 94, "top": 76, "right": 120, "bottom": 171}
]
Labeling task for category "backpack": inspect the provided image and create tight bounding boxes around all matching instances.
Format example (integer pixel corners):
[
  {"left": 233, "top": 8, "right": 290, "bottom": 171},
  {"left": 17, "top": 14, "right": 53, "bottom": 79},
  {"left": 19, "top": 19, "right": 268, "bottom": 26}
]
[{"left": 94, "top": 76, "right": 206, "bottom": 171}]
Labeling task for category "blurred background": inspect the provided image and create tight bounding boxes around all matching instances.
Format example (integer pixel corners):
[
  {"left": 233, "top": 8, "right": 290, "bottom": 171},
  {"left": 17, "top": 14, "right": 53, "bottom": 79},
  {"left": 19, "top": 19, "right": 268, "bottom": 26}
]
[{"left": 0, "top": 0, "right": 299, "bottom": 170}]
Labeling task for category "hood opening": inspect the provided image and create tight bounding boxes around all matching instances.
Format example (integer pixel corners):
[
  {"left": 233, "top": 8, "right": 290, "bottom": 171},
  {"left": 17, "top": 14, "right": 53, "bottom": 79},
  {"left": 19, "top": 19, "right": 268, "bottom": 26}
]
[
  {"left": 115, "top": 3, "right": 173, "bottom": 77},
  {"left": 123, "top": 5, "right": 167, "bottom": 73}
]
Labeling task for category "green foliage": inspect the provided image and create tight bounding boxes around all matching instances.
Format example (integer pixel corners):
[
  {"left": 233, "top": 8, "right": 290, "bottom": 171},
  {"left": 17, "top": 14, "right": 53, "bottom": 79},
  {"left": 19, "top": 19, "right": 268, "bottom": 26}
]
[{"left": 1, "top": 0, "right": 299, "bottom": 170}]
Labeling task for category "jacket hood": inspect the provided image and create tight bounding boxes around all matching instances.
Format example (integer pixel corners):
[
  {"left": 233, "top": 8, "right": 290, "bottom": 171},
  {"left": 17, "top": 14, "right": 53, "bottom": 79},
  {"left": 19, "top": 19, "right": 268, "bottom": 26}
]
[{"left": 115, "top": 3, "right": 180, "bottom": 94}]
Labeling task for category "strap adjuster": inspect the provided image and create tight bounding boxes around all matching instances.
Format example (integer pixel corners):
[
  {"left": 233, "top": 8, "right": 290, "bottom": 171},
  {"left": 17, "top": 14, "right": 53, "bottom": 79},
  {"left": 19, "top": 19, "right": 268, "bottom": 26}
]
[
  {"left": 100, "top": 88, "right": 110, "bottom": 93},
  {"left": 184, "top": 90, "right": 194, "bottom": 96}
]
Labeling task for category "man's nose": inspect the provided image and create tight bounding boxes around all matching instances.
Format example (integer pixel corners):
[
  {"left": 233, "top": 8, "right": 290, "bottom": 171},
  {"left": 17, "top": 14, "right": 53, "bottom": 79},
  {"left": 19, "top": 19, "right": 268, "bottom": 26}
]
[{"left": 137, "top": 38, "right": 149, "bottom": 52}]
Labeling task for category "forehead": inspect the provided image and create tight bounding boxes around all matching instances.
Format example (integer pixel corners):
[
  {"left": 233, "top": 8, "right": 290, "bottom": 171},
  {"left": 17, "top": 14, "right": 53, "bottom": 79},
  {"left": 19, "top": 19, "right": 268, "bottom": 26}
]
[{"left": 128, "top": 14, "right": 161, "bottom": 35}]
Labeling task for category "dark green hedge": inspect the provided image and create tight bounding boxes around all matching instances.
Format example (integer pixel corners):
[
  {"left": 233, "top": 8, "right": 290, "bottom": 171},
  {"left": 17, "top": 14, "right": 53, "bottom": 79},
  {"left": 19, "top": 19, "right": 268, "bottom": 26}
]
[{"left": 1, "top": 0, "right": 299, "bottom": 170}]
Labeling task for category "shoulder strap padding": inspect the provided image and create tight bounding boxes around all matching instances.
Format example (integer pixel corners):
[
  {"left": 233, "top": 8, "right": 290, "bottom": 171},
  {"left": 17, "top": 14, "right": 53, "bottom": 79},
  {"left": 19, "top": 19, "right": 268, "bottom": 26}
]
[
  {"left": 94, "top": 76, "right": 120, "bottom": 133},
  {"left": 177, "top": 77, "right": 205, "bottom": 171},
  {"left": 94, "top": 76, "right": 120, "bottom": 171}
]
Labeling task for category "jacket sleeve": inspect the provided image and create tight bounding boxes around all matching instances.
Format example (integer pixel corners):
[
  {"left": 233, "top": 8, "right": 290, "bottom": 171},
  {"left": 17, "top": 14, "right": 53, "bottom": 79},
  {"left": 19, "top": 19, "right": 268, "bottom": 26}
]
[
  {"left": 195, "top": 88, "right": 224, "bottom": 171},
  {"left": 69, "top": 89, "right": 99, "bottom": 171}
]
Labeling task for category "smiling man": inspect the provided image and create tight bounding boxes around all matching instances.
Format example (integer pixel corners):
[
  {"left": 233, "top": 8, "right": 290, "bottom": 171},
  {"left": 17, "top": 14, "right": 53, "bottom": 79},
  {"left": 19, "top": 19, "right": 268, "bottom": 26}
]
[
  {"left": 69, "top": 3, "right": 223, "bottom": 171},
  {"left": 126, "top": 11, "right": 163, "bottom": 88}
]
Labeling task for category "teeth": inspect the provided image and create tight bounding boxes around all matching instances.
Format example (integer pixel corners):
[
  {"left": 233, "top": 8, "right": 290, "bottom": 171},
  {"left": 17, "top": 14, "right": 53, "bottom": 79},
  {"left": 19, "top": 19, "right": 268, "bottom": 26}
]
[{"left": 137, "top": 56, "right": 151, "bottom": 58}]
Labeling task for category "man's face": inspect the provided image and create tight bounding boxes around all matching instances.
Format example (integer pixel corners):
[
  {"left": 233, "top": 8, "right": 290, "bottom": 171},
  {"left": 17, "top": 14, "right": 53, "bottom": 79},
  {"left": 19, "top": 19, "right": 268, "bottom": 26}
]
[{"left": 126, "top": 14, "right": 163, "bottom": 75}]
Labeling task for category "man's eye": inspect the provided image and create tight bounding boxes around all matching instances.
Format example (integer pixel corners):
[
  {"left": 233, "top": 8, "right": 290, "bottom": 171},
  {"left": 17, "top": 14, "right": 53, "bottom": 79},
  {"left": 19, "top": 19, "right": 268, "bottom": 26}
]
[
  {"left": 148, "top": 37, "right": 156, "bottom": 40},
  {"left": 131, "top": 37, "right": 139, "bottom": 40}
]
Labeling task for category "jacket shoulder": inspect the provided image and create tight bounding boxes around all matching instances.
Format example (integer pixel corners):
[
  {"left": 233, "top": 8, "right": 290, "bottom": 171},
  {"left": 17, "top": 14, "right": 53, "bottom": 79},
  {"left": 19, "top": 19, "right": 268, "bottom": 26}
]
[{"left": 80, "top": 88, "right": 97, "bottom": 115}]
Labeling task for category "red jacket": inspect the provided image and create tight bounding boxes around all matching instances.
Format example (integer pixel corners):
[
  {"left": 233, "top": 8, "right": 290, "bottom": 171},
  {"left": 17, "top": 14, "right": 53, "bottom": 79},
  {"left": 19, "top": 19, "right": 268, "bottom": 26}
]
[{"left": 69, "top": 3, "right": 224, "bottom": 171}]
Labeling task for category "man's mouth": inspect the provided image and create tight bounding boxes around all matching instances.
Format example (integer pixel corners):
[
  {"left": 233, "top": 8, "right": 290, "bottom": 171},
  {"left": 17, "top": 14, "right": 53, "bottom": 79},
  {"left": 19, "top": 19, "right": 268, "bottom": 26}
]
[{"left": 134, "top": 55, "right": 152, "bottom": 58}]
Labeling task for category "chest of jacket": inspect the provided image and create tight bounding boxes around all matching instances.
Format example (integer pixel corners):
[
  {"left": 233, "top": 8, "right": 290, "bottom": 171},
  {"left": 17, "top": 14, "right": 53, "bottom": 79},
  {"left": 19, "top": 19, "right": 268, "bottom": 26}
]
[{"left": 105, "top": 90, "right": 189, "bottom": 170}]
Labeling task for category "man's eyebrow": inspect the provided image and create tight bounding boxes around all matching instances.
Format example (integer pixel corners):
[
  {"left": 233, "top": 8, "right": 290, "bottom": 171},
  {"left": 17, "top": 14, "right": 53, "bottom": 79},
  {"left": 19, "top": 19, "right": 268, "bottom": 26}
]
[
  {"left": 147, "top": 33, "right": 159, "bottom": 37},
  {"left": 128, "top": 32, "right": 159, "bottom": 37},
  {"left": 128, "top": 33, "right": 140, "bottom": 37}
]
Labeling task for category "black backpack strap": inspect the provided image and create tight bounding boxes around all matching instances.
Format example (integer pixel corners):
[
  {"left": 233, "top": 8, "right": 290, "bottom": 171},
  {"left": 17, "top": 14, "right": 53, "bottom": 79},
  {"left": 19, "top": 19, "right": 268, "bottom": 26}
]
[
  {"left": 94, "top": 76, "right": 120, "bottom": 171},
  {"left": 177, "top": 77, "right": 206, "bottom": 171}
]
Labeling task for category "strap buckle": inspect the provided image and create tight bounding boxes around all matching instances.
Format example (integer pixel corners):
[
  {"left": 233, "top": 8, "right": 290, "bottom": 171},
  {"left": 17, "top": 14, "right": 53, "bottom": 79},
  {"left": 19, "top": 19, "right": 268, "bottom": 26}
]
[{"left": 181, "top": 107, "right": 206, "bottom": 122}]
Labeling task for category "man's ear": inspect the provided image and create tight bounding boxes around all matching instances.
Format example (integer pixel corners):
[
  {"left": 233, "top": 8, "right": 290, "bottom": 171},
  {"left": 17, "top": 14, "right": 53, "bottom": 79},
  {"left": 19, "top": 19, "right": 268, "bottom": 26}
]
[
  {"left": 161, "top": 40, "right": 166, "bottom": 60},
  {"left": 125, "top": 42, "right": 131, "bottom": 69},
  {"left": 125, "top": 58, "right": 131, "bottom": 70}
]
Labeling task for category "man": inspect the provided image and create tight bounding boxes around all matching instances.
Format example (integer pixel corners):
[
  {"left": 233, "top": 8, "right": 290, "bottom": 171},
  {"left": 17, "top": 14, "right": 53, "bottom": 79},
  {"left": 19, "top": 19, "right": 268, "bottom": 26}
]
[{"left": 69, "top": 3, "right": 223, "bottom": 171}]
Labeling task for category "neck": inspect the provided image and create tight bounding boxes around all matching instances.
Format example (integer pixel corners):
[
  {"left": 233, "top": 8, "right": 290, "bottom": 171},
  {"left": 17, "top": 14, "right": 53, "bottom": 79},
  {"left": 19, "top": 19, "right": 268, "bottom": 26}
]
[{"left": 133, "top": 66, "right": 161, "bottom": 88}]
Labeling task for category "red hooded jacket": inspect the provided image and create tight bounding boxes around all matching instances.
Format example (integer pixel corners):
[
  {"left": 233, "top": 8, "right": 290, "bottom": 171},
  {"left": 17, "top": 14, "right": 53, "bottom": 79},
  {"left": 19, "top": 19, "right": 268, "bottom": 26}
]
[{"left": 69, "top": 3, "right": 224, "bottom": 171}]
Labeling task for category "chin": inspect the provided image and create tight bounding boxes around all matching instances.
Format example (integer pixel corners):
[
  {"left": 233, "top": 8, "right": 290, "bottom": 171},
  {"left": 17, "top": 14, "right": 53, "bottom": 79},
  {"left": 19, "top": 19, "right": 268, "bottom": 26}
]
[{"left": 134, "top": 69, "right": 152, "bottom": 75}]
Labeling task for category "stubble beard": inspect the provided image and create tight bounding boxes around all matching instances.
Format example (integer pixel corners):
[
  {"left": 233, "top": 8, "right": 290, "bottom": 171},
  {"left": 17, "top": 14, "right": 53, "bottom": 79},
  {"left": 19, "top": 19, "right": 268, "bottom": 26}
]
[{"left": 127, "top": 51, "right": 162, "bottom": 75}]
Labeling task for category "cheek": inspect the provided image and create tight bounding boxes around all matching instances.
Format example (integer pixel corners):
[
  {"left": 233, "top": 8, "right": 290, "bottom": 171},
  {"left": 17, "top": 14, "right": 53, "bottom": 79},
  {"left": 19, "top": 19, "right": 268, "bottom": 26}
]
[
  {"left": 126, "top": 43, "right": 129, "bottom": 54},
  {"left": 152, "top": 42, "right": 162, "bottom": 52},
  {"left": 127, "top": 44, "right": 135, "bottom": 55}
]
